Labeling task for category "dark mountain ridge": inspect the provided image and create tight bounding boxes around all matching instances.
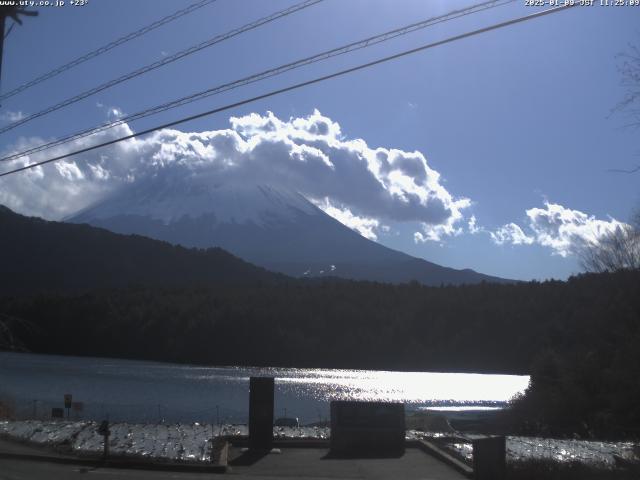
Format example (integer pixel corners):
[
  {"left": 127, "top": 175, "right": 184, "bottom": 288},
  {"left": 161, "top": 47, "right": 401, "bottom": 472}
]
[{"left": 0, "top": 205, "right": 284, "bottom": 294}]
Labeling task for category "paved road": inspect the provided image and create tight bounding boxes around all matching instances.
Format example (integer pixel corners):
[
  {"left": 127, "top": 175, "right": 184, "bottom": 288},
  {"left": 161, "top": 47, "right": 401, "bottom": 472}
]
[
  {"left": 227, "top": 447, "right": 468, "bottom": 479},
  {"left": 0, "top": 459, "right": 212, "bottom": 480},
  {"left": 0, "top": 448, "right": 467, "bottom": 480},
  {"left": 0, "top": 437, "right": 467, "bottom": 480}
]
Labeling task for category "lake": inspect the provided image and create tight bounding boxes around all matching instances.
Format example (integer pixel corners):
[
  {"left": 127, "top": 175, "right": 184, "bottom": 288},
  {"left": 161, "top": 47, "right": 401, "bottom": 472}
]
[{"left": 0, "top": 352, "right": 529, "bottom": 424}]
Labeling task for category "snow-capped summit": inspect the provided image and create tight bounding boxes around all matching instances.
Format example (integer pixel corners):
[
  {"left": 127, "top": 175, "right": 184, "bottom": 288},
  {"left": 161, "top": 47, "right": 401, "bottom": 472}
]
[
  {"left": 72, "top": 171, "right": 317, "bottom": 227},
  {"left": 70, "top": 176, "right": 508, "bottom": 285}
]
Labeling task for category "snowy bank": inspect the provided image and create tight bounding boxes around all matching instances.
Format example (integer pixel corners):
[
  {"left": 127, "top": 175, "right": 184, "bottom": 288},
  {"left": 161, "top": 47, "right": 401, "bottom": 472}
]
[
  {"left": 0, "top": 420, "right": 328, "bottom": 463},
  {"left": 444, "top": 434, "right": 639, "bottom": 470},
  {"left": 1, "top": 420, "right": 638, "bottom": 468}
]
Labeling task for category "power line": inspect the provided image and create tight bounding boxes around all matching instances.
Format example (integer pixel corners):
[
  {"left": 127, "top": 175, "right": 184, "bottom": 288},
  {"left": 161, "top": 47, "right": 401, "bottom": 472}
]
[
  {"left": 0, "top": 3, "right": 577, "bottom": 179},
  {"left": 0, "top": 0, "right": 323, "bottom": 136},
  {"left": 0, "top": 0, "right": 515, "bottom": 164},
  {"left": 0, "top": 0, "right": 218, "bottom": 102},
  {"left": 607, "top": 166, "right": 640, "bottom": 174}
]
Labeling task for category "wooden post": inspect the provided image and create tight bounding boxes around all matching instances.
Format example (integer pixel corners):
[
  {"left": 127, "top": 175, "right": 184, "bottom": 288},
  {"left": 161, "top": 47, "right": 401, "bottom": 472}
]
[{"left": 98, "top": 420, "right": 111, "bottom": 461}]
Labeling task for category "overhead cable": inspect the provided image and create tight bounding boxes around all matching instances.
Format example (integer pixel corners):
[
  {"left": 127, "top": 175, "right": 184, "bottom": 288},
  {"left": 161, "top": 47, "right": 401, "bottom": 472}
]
[
  {"left": 0, "top": 4, "right": 577, "bottom": 178},
  {"left": 0, "top": 0, "right": 323, "bottom": 135},
  {"left": 0, "top": 0, "right": 219, "bottom": 102},
  {"left": 0, "top": 0, "right": 514, "bottom": 163}
]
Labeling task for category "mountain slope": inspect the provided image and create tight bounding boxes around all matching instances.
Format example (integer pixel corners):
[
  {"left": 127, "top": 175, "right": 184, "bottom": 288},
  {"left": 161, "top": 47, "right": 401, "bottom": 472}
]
[
  {"left": 0, "top": 205, "right": 284, "bottom": 294},
  {"left": 70, "top": 178, "right": 510, "bottom": 285}
]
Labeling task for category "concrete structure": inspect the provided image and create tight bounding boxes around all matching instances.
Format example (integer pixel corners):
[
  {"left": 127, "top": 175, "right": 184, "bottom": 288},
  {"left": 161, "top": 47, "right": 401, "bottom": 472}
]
[
  {"left": 472, "top": 436, "right": 506, "bottom": 480},
  {"left": 248, "top": 376, "right": 274, "bottom": 450},
  {"left": 330, "top": 401, "right": 405, "bottom": 456}
]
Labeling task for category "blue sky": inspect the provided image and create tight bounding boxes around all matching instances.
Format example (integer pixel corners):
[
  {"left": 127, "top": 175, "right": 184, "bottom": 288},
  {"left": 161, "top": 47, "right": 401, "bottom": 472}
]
[{"left": 1, "top": 0, "right": 638, "bottom": 281}]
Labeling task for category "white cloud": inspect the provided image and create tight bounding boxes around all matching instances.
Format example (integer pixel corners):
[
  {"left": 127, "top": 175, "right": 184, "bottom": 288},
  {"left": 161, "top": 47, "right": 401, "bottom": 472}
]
[
  {"left": 313, "top": 197, "right": 384, "bottom": 240},
  {"left": 490, "top": 222, "right": 534, "bottom": 246},
  {"left": 0, "top": 110, "right": 26, "bottom": 123},
  {"left": 414, "top": 231, "right": 426, "bottom": 243},
  {"left": 109, "top": 108, "right": 124, "bottom": 119},
  {"left": 468, "top": 215, "right": 483, "bottom": 234},
  {"left": 414, "top": 221, "right": 465, "bottom": 243},
  {"left": 0, "top": 122, "right": 137, "bottom": 220},
  {"left": 0, "top": 110, "right": 469, "bottom": 243},
  {"left": 413, "top": 197, "right": 470, "bottom": 243},
  {"left": 491, "top": 202, "right": 627, "bottom": 257},
  {"left": 229, "top": 110, "right": 470, "bottom": 231},
  {"left": 526, "top": 202, "right": 626, "bottom": 257}
]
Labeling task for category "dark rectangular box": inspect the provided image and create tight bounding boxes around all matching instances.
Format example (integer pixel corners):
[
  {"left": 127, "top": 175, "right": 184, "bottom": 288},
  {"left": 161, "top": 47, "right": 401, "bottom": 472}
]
[
  {"left": 248, "top": 376, "right": 274, "bottom": 450},
  {"left": 472, "top": 436, "right": 506, "bottom": 480},
  {"left": 330, "top": 401, "right": 405, "bottom": 456}
]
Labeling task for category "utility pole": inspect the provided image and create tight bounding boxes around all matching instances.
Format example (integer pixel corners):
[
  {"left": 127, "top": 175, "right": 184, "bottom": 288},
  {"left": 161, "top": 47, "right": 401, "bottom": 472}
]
[
  {"left": 0, "top": 6, "right": 38, "bottom": 96},
  {"left": 0, "top": 12, "right": 6, "bottom": 85}
]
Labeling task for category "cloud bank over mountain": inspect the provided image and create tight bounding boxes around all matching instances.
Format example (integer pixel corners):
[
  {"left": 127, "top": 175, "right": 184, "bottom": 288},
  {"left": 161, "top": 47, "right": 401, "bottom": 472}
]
[
  {"left": 229, "top": 110, "right": 470, "bottom": 241},
  {"left": 0, "top": 109, "right": 626, "bottom": 260},
  {"left": 0, "top": 110, "right": 469, "bottom": 241}
]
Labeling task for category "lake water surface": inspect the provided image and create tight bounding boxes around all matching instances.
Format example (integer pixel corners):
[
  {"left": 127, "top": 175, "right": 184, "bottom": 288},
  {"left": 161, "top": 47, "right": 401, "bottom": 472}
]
[{"left": 0, "top": 352, "right": 529, "bottom": 424}]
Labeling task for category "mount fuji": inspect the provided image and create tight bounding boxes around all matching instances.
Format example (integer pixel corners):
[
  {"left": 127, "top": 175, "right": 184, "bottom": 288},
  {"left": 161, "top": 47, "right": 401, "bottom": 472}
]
[{"left": 69, "top": 174, "right": 508, "bottom": 285}]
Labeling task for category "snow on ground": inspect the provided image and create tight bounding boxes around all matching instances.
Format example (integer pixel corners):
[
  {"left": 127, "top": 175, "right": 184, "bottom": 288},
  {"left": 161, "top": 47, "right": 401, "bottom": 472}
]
[
  {"left": 1, "top": 420, "right": 638, "bottom": 467},
  {"left": 445, "top": 435, "right": 639, "bottom": 469},
  {"left": 0, "top": 420, "right": 327, "bottom": 463}
]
